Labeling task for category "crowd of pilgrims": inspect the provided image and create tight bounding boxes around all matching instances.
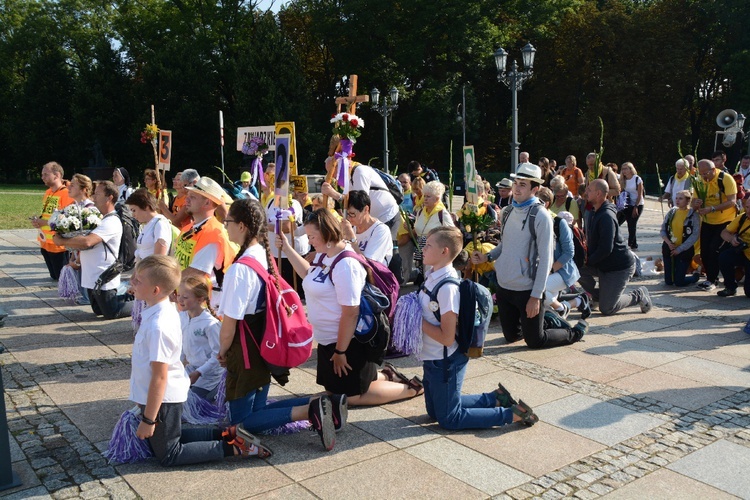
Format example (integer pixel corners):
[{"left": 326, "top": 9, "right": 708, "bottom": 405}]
[{"left": 29, "top": 147, "right": 750, "bottom": 465}]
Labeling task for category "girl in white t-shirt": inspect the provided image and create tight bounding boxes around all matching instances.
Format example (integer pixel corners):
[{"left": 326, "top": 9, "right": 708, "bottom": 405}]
[
  {"left": 278, "top": 208, "right": 423, "bottom": 406},
  {"left": 341, "top": 190, "right": 393, "bottom": 265},
  {"left": 419, "top": 226, "right": 538, "bottom": 429},
  {"left": 217, "top": 199, "right": 340, "bottom": 451},
  {"left": 126, "top": 188, "right": 173, "bottom": 259},
  {"left": 177, "top": 276, "right": 224, "bottom": 401},
  {"left": 127, "top": 189, "right": 174, "bottom": 331}
]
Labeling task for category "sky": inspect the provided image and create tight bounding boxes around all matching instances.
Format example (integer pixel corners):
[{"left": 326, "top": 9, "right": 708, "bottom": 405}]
[{"left": 256, "top": 0, "right": 290, "bottom": 13}]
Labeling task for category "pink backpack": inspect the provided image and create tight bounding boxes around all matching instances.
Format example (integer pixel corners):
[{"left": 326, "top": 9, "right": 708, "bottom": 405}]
[{"left": 236, "top": 256, "right": 313, "bottom": 370}]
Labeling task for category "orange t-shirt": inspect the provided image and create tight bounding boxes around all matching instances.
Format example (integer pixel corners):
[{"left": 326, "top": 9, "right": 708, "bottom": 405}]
[
  {"left": 38, "top": 186, "right": 75, "bottom": 252},
  {"left": 561, "top": 166, "right": 583, "bottom": 196}
]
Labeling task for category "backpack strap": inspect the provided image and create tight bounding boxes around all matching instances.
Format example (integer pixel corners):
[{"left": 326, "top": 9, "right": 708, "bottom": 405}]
[
  {"left": 421, "top": 276, "right": 461, "bottom": 322},
  {"left": 327, "top": 250, "right": 369, "bottom": 285},
  {"left": 565, "top": 197, "right": 573, "bottom": 211},
  {"left": 553, "top": 216, "right": 562, "bottom": 241}
]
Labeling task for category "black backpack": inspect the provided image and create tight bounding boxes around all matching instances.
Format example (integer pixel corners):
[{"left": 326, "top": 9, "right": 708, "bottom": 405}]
[
  {"left": 115, "top": 203, "right": 139, "bottom": 271},
  {"left": 95, "top": 204, "right": 139, "bottom": 290},
  {"left": 423, "top": 277, "right": 492, "bottom": 359},
  {"left": 353, "top": 165, "right": 404, "bottom": 204}
]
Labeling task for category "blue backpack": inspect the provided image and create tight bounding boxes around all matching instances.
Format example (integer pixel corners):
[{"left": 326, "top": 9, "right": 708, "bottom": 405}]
[{"left": 423, "top": 277, "right": 492, "bottom": 358}]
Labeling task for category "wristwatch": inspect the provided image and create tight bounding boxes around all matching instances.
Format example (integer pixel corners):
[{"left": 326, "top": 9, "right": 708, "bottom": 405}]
[
  {"left": 333, "top": 348, "right": 346, "bottom": 355},
  {"left": 349, "top": 235, "right": 357, "bottom": 244}
]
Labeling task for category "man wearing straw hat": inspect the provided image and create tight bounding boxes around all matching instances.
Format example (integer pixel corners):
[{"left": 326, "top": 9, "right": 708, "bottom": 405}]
[
  {"left": 176, "top": 176, "right": 237, "bottom": 308},
  {"left": 472, "top": 163, "right": 587, "bottom": 348}
]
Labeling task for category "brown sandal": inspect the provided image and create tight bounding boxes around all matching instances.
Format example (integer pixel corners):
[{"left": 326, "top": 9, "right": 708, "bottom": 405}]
[
  {"left": 407, "top": 376, "right": 424, "bottom": 396},
  {"left": 382, "top": 362, "right": 411, "bottom": 385}
]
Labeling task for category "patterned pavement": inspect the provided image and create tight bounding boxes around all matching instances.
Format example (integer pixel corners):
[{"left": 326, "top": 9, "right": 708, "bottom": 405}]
[{"left": 1, "top": 197, "right": 748, "bottom": 499}]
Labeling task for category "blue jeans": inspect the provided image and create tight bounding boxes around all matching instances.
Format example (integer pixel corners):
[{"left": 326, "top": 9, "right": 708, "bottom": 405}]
[
  {"left": 422, "top": 350, "right": 513, "bottom": 430},
  {"left": 228, "top": 384, "right": 310, "bottom": 433}
]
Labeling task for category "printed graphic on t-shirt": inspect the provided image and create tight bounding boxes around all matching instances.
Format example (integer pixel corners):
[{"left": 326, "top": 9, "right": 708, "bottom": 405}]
[
  {"left": 175, "top": 237, "right": 196, "bottom": 270},
  {"left": 311, "top": 266, "right": 329, "bottom": 284}
]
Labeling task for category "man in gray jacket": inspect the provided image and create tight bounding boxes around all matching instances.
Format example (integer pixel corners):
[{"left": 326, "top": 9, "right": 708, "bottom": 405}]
[{"left": 472, "top": 164, "right": 587, "bottom": 348}]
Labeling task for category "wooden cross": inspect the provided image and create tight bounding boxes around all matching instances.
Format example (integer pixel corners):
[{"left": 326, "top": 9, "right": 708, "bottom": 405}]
[{"left": 335, "top": 75, "right": 369, "bottom": 114}]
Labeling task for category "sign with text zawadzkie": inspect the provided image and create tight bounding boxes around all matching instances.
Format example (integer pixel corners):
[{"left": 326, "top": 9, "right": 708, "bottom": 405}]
[
  {"left": 275, "top": 122, "right": 297, "bottom": 176},
  {"left": 236, "top": 126, "right": 276, "bottom": 152},
  {"left": 158, "top": 130, "right": 172, "bottom": 171},
  {"left": 463, "top": 145, "right": 477, "bottom": 204}
]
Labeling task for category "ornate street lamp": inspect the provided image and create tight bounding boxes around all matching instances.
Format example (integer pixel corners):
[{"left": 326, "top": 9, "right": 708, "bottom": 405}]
[
  {"left": 495, "top": 42, "right": 536, "bottom": 173},
  {"left": 370, "top": 86, "right": 399, "bottom": 174}
]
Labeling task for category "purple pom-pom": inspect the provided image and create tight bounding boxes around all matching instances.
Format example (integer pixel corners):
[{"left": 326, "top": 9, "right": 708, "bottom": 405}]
[
  {"left": 391, "top": 292, "right": 423, "bottom": 356},
  {"left": 182, "top": 389, "right": 228, "bottom": 425},
  {"left": 58, "top": 265, "right": 79, "bottom": 302},
  {"left": 103, "top": 407, "right": 153, "bottom": 464},
  {"left": 131, "top": 299, "right": 145, "bottom": 333}
]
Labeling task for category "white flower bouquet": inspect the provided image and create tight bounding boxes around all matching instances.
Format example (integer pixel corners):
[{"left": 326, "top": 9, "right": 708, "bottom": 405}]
[{"left": 49, "top": 204, "right": 102, "bottom": 238}]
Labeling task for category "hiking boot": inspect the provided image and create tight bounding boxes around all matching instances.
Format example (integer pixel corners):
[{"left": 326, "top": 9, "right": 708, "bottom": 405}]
[
  {"left": 718, "top": 287, "right": 737, "bottom": 297},
  {"left": 571, "top": 320, "right": 588, "bottom": 343},
  {"left": 577, "top": 293, "right": 592, "bottom": 320},
  {"left": 309, "top": 396, "right": 335, "bottom": 451},
  {"left": 638, "top": 287, "right": 652, "bottom": 313},
  {"left": 330, "top": 393, "right": 348, "bottom": 432}
]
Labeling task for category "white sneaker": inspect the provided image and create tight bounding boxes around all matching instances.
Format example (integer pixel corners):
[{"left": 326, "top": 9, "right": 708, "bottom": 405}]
[
  {"left": 697, "top": 280, "right": 716, "bottom": 291},
  {"left": 559, "top": 303, "right": 570, "bottom": 319}
]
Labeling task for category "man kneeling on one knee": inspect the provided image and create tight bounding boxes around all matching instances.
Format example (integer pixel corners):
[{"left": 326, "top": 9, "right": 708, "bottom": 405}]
[
  {"left": 472, "top": 163, "right": 587, "bottom": 348},
  {"left": 579, "top": 179, "right": 651, "bottom": 316}
]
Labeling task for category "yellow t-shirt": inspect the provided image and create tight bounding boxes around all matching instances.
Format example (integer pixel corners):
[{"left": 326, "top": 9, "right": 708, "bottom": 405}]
[
  {"left": 464, "top": 241, "right": 495, "bottom": 275},
  {"left": 703, "top": 172, "right": 737, "bottom": 225},
  {"left": 550, "top": 197, "right": 580, "bottom": 222},
  {"left": 725, "top": 213, "right": 750, "bottom": 260},
  {"left": 669, "top": 209, "right": 689, "bottom": 246}
]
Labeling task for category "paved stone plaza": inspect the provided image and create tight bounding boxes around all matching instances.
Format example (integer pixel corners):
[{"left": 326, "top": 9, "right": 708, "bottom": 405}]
[{"left": 2, "top": 198, "right": 749, "bottom": 499}]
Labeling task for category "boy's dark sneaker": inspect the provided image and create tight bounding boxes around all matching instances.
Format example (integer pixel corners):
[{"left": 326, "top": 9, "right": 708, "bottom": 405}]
[
  {"left": 577, "top": 293, "right": 592, "bottom": 320},
  {"left": 571, "top": 320, "right": 588, "bottom": 343},
  {"left": 330, "top": 393, "right": 348, "bottom": 432},
  {"left": 718, "top": 287, "right": 737, "bottom": 297},
  {"left": 309, "top": 396, "right": 335, "bottom": 451}
]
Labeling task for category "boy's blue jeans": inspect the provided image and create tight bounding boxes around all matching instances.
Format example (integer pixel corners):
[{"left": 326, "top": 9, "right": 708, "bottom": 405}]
[
  {"left": 422, "top": 350, "right": 513, "bottom": 430},
  {"left": 229, "top": 384, "right": 310, "bottom": 433}
]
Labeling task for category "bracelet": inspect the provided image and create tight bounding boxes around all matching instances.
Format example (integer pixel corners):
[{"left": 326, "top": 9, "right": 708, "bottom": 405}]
[
  {"left": 333, "top": 348, "right": 346, "bottom": 355},
  {"left": 141, "top": 415, "right": 158, "bottom": 426}
]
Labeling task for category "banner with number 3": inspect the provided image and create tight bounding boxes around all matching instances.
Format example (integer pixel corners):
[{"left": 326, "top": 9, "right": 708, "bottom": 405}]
[{"left": 159, "top": 130, "right": 172, "bottom": 171}]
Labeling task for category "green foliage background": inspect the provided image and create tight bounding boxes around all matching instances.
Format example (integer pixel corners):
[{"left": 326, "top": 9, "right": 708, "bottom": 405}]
[{"left": 0, "top": 0, "right": 748, "bottom": 183}]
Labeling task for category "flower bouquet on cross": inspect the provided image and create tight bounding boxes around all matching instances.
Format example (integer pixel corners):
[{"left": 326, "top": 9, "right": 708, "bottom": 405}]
[
  {"left": 329, "top": 113, "right": 365, "bottom": 205},
  {"left": 242, "top": 136, "right": 270, "bottom": 189},
  {"left": 49, "top": 205, "right": 103, "bottom": 238}
]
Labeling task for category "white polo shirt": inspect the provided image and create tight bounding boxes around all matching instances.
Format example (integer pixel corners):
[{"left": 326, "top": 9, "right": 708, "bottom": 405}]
[
  {"left": 80, "top": 211, "right": 122, "bottom": 290},
  {"left": 130, "top": 299, "right": 190, "bottom": 405}
]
